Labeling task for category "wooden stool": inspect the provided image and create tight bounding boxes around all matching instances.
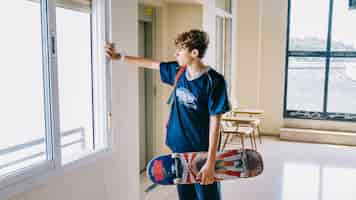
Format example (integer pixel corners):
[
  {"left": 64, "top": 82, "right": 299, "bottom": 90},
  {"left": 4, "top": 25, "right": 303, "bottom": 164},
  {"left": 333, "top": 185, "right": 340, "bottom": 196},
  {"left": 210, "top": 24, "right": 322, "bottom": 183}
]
[
  {"left": 231, "top": 108, "right": 264, "bottom": 145},
  {"left": 219, "top": 123, "right": 255, "bottom": 151}
]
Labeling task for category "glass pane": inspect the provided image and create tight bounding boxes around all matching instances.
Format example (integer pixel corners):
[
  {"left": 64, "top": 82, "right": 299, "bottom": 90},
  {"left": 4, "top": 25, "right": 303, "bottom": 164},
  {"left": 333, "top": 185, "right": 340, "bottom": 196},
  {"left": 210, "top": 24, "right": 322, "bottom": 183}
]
[
  {"left": 331, "top": 0, "right": 356, "bottom": 51},
  {"left": 327, "top": 58, "right": 356, "bottom": 114},
  {"left": 0, "top": 0, "right": 47, "bottom": 176},
  {"left": 286, "top": 57, "right": 326, "bottom": 111},
  {"left": 351, "top": 0, "right": 356, "bottom": 9},
  {"left": 216, "top": 16, "right": 224, "bottom": 73},
  {"left": 215, "top": 0, "right": 231, "bottom": 13},
  {"left": 56, "top": 0, "right": 94, "bottom": 164},
  {"left": 289, "top": 0, "right": 329, "bottom": 51}
]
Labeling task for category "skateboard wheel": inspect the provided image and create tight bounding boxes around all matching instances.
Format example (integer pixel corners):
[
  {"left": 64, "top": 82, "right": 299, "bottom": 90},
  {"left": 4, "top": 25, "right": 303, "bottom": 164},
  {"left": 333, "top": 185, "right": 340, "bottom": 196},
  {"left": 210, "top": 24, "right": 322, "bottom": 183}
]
[
  {"left": 171, "top": 153, "right": 179, "bottom": 158},
  {"left": 173, "top": 178, "right": 182, "bottom": 184}
]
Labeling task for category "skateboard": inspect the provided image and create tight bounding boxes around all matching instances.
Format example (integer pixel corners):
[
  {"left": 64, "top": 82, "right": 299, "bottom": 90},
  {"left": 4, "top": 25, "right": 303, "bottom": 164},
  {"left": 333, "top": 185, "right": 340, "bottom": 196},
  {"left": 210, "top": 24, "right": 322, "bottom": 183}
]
[{"left": 147, "top": 149, "right": 263, "bottom": 185}]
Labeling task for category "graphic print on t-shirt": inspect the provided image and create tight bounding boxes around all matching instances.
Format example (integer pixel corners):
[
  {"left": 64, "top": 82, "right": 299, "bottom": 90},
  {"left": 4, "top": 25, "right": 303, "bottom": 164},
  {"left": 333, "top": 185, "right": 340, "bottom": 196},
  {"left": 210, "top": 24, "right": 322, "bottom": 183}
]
[{"left": 176, "top": 87, "right": 197, "bottom": 110}]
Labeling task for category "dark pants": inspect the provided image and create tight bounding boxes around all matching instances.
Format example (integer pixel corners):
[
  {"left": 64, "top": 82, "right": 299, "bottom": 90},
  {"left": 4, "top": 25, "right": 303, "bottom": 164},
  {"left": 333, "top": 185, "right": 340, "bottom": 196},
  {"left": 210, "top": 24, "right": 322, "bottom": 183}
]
[{"left": 177, "top": 182, "right": 221, "bottom": 200}]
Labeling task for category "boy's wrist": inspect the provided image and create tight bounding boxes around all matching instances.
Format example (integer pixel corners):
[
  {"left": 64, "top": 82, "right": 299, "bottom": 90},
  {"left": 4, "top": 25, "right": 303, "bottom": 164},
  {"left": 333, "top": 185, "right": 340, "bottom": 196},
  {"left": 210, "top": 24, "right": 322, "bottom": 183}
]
[
  {"left": 206, "top": 156, "right": 216, "bottom": 165},
  {"left": 205, "top": 160, "right": 215, "bottom": 169},
  {"left": 118, "top": 50, "right": 126, "bottom": 62}
]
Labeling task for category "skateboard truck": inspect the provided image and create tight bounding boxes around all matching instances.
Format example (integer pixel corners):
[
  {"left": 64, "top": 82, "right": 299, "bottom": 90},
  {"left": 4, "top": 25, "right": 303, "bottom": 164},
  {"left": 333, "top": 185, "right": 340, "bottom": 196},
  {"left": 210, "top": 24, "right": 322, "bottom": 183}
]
[
  {"left": 239, "top": 147, "right": 249, "bottom": 177},
  {"left": 171, "top": 153, "right": 182, "bottom": 184}
]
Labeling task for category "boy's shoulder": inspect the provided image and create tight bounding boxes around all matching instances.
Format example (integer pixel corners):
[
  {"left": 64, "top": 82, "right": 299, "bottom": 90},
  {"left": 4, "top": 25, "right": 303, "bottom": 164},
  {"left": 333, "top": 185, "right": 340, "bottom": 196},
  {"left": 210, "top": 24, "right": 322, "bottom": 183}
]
[{"left": 206, "top": 67, "right": 226, "bottom": 84}]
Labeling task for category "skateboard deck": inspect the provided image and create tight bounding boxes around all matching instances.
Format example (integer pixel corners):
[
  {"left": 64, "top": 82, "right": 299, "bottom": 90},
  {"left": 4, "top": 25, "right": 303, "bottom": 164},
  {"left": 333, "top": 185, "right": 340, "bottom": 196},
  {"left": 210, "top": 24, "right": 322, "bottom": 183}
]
[{"left": 147, "top": 149, "right": 263, "bottom": 185}]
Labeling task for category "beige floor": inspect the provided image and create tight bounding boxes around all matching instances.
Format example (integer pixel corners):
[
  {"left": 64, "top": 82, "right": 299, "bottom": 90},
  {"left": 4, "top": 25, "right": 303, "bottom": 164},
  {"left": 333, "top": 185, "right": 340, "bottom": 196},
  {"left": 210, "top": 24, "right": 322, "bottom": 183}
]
[{"left": 141, "top": 136, "right": 356, "bottom": 200}]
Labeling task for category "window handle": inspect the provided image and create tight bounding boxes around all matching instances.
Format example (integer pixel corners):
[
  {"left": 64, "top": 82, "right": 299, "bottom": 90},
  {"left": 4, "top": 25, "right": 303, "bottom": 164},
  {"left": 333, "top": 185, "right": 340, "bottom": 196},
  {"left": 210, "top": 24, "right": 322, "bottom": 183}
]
[{"left": 50, "top": 33, "right": 56, "bottom": 56}]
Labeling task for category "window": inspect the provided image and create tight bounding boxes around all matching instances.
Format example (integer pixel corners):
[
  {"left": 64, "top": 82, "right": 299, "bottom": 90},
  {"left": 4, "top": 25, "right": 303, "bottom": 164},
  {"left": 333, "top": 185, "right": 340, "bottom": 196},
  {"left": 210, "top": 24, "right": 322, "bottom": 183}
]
[
  {"left": 216, "top": 16, "right": 224, "bottom": 73},
  {"left": 56, "top": 0, "right": 104, "bottom": 164},
  {"left": 216, "top": 13, "right": 232, "bottom": 94},
  {"left": 0, "top": 0, "right": 49, "bottom": 179},
  {"left": 0, "top": 0, "right": 110, "bottom": 192},
  {"left": 351, "top": 0, "right": 356, "bottom": 9},
  {"left": 284, "top": 0, "right": 356, "bottom": 121},
  {"left": 215, "top": 0, "right": 231, "bottom": 13}
]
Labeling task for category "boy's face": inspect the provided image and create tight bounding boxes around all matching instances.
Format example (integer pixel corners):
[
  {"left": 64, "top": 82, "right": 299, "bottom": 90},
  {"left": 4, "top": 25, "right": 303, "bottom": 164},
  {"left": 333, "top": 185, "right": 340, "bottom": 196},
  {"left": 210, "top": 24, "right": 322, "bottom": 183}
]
[{"left": 175, "top": 47, "right": 199, "bottom": 66}]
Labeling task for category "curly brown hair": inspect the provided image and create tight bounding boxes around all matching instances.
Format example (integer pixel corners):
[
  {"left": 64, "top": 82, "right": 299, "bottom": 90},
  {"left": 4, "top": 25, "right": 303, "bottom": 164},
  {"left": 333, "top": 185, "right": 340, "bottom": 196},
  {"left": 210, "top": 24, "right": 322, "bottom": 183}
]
[{"left": 174, "top": 29, "right": 210, "bottom": 59}]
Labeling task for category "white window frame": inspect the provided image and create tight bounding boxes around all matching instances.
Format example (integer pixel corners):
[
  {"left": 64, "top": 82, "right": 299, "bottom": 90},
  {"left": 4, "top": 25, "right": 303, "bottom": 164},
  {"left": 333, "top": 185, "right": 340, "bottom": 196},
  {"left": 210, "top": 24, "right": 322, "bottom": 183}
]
[
  {"left": 215, "top": 2, "right": 233, "bottom": 94},
  {"left": 0, "top": 0, "right": 112, "bottom": 199}
]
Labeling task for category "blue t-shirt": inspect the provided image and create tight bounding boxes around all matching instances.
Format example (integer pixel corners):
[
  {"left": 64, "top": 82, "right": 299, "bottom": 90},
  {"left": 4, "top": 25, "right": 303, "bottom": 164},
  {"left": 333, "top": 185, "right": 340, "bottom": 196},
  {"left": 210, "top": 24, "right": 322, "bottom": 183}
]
[{"left": 160, "top": 61, "right": 231, "bottom": 153}]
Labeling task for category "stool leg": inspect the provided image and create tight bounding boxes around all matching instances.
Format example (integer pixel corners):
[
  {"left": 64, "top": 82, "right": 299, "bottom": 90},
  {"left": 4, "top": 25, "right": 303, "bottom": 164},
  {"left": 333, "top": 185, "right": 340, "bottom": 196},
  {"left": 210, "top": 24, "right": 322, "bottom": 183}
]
[
  {"left": 252, "top": 128, "right": 257, "bottom": 150},
  {"left": 218, "top": 129, "right": 222, "bottom": 151},
  {"left": 240, "top": 134, "right": 245, "bottom": 151},
  {"left": 222, "top": 134, "right": 230, "bottom": 151},
  {"left": 257, "top": 125, "right": 262, "bottom": 144},
  {"left": 229, "top": 135, "right": 234, "bottom": 142},
  {"left": 249, "top": 133, "right": 254, "bottom": 150}
]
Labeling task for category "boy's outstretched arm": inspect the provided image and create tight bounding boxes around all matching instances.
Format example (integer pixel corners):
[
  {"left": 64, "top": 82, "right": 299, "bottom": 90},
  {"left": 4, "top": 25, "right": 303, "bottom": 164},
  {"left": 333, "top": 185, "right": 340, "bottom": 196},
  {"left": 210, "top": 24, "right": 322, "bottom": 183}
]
[
  {"left": 197, "top": 114, "right": 221, "bottom": 185},
  {"left": 105, "top": 43, "right": 160, "bottom": 70}
]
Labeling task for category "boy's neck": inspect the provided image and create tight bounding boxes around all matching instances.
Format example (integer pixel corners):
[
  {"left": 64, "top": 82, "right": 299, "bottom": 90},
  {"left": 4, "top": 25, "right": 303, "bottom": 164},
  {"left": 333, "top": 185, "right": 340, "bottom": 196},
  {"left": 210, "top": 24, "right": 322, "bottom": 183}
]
[{"left": 187, "top": 60, "right": 207, "bottom": 76}]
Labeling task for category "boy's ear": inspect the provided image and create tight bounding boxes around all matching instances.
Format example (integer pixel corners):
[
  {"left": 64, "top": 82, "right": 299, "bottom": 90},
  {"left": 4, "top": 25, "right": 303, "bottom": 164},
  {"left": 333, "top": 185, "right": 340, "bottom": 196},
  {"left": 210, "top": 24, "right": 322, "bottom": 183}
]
[{"left": 191, "top": 49, "right": 200, "bottom": 58}]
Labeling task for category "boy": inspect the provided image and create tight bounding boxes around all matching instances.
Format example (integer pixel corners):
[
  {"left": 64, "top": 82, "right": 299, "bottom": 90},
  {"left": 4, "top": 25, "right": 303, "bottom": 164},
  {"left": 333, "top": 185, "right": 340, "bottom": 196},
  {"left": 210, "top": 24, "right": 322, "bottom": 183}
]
[{"left": 105, "top": 29, "right": 230, "bottom": 200}]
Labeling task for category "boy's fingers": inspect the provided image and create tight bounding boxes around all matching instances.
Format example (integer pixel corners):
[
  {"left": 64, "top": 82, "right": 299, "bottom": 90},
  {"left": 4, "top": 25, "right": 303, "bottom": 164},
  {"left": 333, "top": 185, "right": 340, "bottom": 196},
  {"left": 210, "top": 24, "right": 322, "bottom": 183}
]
[
  {"left": 106, "top": 43, "right": 114, "bottom": 47},
  {"left": 104, "top": 44, "right": 115, "bottom": 50},
  {"left": 196, "top": 173, "right": 201, "bottom": 180},
  {"left": 201, "top": 174, "right": 207, "bottom": 185},
  {"left": 105, "top": 49, "right": 112, "bottom": 54},
  {"left": 104, "top": 49, "right": 111, "bottom": 55},
  {"left": 105, "top": 47, "right": 113, "bottom": 52},
  {"left": 108, "top": 43, "right": 116, "bottom": 49},
  {"left": 208, "top": 179, "right": 213, "bottom": 184},
  {"left": 105, "top": 49, "right": 112, "bottom": 55},
  {"left": 201, "top": 174, "right": 213, "bottom": 185},
  {"left": 106, "top": 51, "right": 112, "bottom": 57},
  {"left": 106, "top": 48, "right": 116, "bottom": 55}
]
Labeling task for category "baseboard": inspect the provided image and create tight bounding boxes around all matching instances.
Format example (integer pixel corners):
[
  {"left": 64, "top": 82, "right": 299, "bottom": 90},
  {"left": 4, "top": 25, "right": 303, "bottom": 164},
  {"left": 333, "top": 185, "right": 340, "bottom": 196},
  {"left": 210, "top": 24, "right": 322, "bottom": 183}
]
[{"left": 280, "top": 127, "right": 356, "bottom": 146}]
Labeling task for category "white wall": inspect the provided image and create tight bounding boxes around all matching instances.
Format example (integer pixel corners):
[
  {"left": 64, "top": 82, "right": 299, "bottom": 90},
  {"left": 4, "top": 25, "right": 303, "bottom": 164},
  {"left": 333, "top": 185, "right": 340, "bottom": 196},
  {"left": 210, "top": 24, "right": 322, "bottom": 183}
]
[
  {"left": 235, "top": 0, "right": 261, "bottom": 109},
  {"left": 8, "top": 0, "right": 141, "bottom": 199},
  {"left": 105, "top": 0, "right": 140, "bottom": 198},
  {"left": 234, "top": 0, "right": 285, "bottom": 135},
  {"left": 258, "top": 0, "right": 288, "bottom": 135}
]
